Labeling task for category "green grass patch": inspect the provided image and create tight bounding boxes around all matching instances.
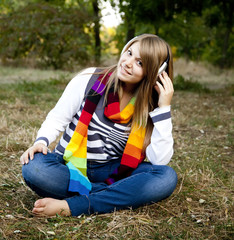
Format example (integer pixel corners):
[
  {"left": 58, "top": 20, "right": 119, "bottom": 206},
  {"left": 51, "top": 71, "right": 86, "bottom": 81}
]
[
  {"left": 5, "top": 78, "right": 67, "bottom": 102},
  {"left": 174, "top": 74, "right": 211, "bottom": 93}
]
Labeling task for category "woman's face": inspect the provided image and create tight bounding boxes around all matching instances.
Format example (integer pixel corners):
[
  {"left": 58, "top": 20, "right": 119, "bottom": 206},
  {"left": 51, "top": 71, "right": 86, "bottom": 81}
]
[{"left": 117, "top": 41, "right": 144, "bottom": 90}]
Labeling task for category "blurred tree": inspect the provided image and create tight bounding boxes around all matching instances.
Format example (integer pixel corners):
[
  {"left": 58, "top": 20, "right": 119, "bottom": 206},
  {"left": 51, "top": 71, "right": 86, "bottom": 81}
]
[
  {"left": 92, "top": 0, "right": 101, "bottom": 64},
  {"left": 203, "top": 0, "right": 233, "bottom": 67},
  {"left": 0, "top": 0, "right": 29, "bottom": 13},
  {"left": 0, "top": 0, "right": 232, "bottom": 68},
  {"left": 114, "top": 0, "right": 233, "bottom": 67},
  {"left": 0, "top": 1, "right": 94, "bottom": 69},
  {"left": 161, "top": 12, "right": 209, "bottom": 60},
  {"left": 172, "top": 0, "right": 233, "bottom": 67},
  {"left": 116, "top": 0, "right": 177, "bottom": 43}
]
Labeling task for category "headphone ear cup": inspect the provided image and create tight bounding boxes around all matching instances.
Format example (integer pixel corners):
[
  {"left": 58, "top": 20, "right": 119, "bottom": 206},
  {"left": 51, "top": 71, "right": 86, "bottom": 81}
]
[
  {"left": 158, "top": 46, "right": 170, "bottom": 75},
  {"left": 158, "top": 62, "right": 168, "bottom": 75}
]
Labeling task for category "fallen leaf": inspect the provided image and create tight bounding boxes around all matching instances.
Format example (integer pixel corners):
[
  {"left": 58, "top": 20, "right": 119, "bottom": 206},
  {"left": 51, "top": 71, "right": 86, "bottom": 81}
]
[{"left": 199, "top": 199, "right": 205, "bottom": 204}]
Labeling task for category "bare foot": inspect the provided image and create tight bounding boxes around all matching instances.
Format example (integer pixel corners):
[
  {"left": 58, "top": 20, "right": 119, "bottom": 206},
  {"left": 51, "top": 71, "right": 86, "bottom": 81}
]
[{"left": 32, "top": 198, "right": 71, "bottom": 217}]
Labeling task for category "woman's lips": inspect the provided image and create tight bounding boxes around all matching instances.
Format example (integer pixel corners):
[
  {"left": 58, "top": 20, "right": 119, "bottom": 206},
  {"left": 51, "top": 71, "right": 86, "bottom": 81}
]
[{"left": 121, "top": 64, "right": 132, "bottom": 75}]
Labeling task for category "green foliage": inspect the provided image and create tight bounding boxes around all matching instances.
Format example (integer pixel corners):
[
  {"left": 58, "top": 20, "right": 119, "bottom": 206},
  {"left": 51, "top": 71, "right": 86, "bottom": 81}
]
[
  {"left": 0, "top": 77, "right": 69, "bottom": 110},
  {"left": 161, "top": 12, "right": 209, "bottom": 61},
  {"left": 115, "top": 0, "right": 233, "bottom": 68},
  {"left": 0, "top": 2, "right": 93, "bottom": 69},
  {"left": 0, "top": 0, "right": 29, "bottom": 13},
  {"left": 174, "top": 74, "right": 210, "bottom": 93},
  {"left": 201, "top": 1, "right": 234, "bottom": 67},
  {"left": 0, "top": 0, "right": 233, "bottom": 69}
]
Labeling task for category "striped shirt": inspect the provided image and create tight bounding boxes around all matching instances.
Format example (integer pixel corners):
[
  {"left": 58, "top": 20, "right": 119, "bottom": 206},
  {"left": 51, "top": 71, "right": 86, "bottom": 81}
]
[{"left": 35, "top": 68, "right": 174, "bottom": 165}]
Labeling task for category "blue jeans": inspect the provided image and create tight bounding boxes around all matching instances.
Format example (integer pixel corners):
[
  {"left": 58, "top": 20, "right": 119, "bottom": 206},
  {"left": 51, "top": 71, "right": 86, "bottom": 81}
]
[{"left": 22, "top": 152, "right": 177, "bottom": 216}]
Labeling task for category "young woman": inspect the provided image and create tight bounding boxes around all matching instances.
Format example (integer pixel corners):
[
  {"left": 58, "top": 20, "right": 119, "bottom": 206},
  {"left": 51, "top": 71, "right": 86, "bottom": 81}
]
[{"left": 20, "top": 34, "right": 177, "bottom": 217}]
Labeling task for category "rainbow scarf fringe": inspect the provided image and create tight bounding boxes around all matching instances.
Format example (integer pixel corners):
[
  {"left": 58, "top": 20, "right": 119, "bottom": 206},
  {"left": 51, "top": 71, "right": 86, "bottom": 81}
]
[{"left": 63, "top": 73, "right": 146, "bottom": 196}]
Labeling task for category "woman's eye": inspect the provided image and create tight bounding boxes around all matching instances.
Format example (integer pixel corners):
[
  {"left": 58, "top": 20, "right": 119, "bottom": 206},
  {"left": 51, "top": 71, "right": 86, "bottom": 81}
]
[
  {"left": 127, "top": 49, "right": 132, "bottom": 55},
  {"left": 137, "top": 60, "right": 143, "bottom": 67}
]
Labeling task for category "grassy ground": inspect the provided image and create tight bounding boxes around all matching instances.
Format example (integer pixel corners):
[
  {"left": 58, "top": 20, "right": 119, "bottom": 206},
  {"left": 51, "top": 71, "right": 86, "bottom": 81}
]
[{"left": 0, "top": 65, "right": 233, "bottom": 239}]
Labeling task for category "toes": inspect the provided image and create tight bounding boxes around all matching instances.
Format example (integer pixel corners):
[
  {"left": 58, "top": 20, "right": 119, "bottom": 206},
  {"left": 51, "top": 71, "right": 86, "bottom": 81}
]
[
  {"left": 32, "top": 198, "right": 71, "bottom": 217},
  {"left": 32, "top": 207, "right": 45, "bottom": 215},
  {"left": 34, "top": 198, "right": 52, "bottom": 208},
  {"left": 34, "top": 199, "right": 45, "bottom": 208}
]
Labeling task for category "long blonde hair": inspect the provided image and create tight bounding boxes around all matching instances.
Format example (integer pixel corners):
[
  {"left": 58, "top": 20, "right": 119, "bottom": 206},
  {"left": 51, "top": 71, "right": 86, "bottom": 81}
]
[{"left": 98, "top": 34, "right": 173, "bottom": 151}]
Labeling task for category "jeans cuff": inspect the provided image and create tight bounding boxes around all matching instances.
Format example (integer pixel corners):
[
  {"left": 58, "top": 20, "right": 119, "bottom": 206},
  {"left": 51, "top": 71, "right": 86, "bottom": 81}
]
[{"left": 65, "top": 195, "right": 90, "bottom": 216}]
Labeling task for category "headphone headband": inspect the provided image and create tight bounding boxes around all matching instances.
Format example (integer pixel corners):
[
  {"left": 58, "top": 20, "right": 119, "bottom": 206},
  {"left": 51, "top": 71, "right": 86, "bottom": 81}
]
[{"left": 121, "top": 36, "right": 138, "bottom": 55}]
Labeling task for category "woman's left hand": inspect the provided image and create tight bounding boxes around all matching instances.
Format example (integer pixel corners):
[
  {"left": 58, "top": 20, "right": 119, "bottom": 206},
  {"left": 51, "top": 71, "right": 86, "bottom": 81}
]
[{"left": 154, "top": 71, "right": 174, "bottom": 108}]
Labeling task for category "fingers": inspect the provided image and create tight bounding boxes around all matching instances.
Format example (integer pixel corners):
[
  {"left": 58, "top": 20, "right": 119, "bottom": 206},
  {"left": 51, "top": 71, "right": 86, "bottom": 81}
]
[
  {"left": 42, "top": 145, "right": 48, "bottom": 155},
  {"left": 20, "top": 149, "right": 29, "bottom": 165},
  {"left": 29, "top": 148, "right": 35, "bottom": 162},
  {"left": 158, "top": 72, "right": 173, "bottom": 91},
  {"left": 156, "top": 72, "right": 173, "bottom": 94},
  {"left": 20, "top": 143, "right": 48, "bottom": 165},
  {"left": 155, "top": 71, "right": 174, "bottom": 108}
]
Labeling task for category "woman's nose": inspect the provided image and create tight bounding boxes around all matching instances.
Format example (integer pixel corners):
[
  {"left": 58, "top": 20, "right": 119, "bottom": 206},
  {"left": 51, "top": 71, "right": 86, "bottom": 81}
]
[{"left": 125, "top": 57, "right": 133, "bottom": 67}]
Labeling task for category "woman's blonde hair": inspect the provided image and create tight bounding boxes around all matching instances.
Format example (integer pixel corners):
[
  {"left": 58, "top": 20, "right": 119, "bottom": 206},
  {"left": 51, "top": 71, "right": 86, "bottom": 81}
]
[{"left": 99, "top": 34, "right": 173, "bottom": 151}]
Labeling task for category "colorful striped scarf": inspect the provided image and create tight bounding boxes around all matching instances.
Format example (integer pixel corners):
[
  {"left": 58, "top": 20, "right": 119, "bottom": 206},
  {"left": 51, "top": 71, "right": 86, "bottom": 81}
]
[{"left": 63, "top": 73, "right": 146, "bottom": 196}]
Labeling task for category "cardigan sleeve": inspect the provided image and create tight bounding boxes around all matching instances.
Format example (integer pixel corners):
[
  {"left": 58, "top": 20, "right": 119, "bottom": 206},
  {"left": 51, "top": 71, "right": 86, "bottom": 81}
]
[
  {"left": 34, "top": 67, "right": 96, "bottom": 147},
  {"left": 146, "top": 105, "right": 174, "bottom": 165}
]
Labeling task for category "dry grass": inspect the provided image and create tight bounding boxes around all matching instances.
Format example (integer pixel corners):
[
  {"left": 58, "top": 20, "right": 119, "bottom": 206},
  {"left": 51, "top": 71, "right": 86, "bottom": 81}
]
[
  {"left": 0, "top": 65, "right": 74, "bottom": 84},
  {"left": 0, "top": 64, "right": 233, "bottom": 239},
  {"left": 174, "top": 58, "right": 234, "bottom": 90}
]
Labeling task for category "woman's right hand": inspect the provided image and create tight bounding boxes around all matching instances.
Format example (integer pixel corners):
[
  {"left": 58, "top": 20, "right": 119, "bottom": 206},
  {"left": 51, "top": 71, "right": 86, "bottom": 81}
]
[{"left": 20, "top": 143, "right": 48, "bottom": 165}]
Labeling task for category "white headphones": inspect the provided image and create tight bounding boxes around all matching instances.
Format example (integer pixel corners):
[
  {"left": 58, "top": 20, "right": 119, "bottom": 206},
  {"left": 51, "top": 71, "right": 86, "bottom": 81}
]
[
  {"left": 157, "top": 47, "right": 170, "bottom": 75},
  {"left": 121, "top": 36, "right": 170, "bottom": 76}
]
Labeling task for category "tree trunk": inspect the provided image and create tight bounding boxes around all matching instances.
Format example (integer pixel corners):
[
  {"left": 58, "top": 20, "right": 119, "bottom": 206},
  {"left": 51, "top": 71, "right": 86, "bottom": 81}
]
[
  {"left": 92, "top": 0, "right": 101, "bottom": 64},
  {"left": 221, "top": 28, "right": 231, "bottom": 68},
  {"left": 126, "top": 26, "right": 135, "bottom": 43},
  {"left": 220, "top": 0, "right": 233, "bottom": 67}
]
